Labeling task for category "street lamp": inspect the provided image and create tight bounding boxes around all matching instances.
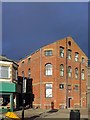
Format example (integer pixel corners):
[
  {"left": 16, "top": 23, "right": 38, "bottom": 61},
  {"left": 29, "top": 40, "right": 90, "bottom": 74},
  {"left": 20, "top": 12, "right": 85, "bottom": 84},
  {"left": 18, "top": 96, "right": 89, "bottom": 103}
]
[{"left": 22, "top": 77, "right": 27, "bottom": 120}]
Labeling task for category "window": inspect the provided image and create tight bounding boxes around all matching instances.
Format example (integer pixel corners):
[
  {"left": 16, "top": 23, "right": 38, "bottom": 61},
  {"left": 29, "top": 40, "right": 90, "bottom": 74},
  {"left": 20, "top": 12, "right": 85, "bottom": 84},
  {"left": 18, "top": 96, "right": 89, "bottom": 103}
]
[
  {"left": 22, "top": 61, "right": 24, "bottom": 66},
  {"left": 45, "top": 64, "right": 52, "bottom": 76},
  {"left": 68, "top": 85, "right": 71, "bottom": 90},
  {"left": 1, "top": 94, "right": 10, "bottom": 107},
  {"left": 75, "top": 52, "right": 79, "bottom": 62},
  {"left": 81, "top": 69, "right": 84, "bottom": 80},
  {"left": 68, "top": 49, "right": 72, "bottom": 59},
  {"left": 45, "top": 84, "right": 52, "bottom": 98},
  {"left": 75, "top": 85, "right": 79, "bottom": 91},
  {"left": 28, "top": 58, "right": 31, "bottom": 63},
  {"left": 60, "top": 47, "right": 64, "bottom": 58},
  {"left": 0, "top": 66, "right": 9, "bottom": 79},
  {"left": 22, "top": 71, "right": 24, "bottom": 78},
  {"left": 44, "top": 50, "right": 53, "bottom": 56},
  {"left": 28, "top": 68, "right": 31, "bottom": 79},
  {"left": 68, "top": 41, "right": 71, "bottom": 46},
  {"left": 68, "top": 66, "right": 72, "bottom": 78},
  {"left": 82, "top": 57, "right": 84, "bottom": 63},
  {"left": 75, "top": 68, "right": 78, "bottom": 79},
  {"left": 60, "top": 64, "right": 64, "bottom": 76},
  {"left": 59, "top": 84, "right": 64, "bottom": 89},
  {"left": 68, "top": 85, "right": 71, "bottom": 93}
]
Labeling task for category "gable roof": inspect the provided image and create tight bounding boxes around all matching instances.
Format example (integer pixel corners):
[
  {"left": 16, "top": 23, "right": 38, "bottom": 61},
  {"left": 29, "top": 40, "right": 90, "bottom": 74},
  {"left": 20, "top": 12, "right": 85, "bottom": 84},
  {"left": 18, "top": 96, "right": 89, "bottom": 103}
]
[{"left": 18, "top": 36, "right": 88, "bottom": 62}]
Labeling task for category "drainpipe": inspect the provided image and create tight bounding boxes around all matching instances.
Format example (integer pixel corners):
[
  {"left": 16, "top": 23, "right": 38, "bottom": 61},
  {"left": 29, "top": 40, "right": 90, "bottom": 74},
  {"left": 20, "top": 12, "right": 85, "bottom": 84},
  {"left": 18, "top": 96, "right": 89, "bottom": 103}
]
[
  {"left": 40, "top": 48, "right": 42, "bottom": 108},
  {"left": 79, "top": 62, "right": 81, "bottom": 108},
  {"left": 66, "top": 37, "right": 68, "bottom": 109}
]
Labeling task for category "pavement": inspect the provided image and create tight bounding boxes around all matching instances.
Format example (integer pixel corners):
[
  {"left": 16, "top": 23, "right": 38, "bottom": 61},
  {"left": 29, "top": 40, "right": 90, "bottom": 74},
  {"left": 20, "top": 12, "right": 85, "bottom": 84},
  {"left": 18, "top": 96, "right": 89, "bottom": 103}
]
[
  {"left": 15, "top": 108, "right": 89, "bottom": 120},
  {"left": 0, "top": 108, "right": 89, "bottom": 120}
]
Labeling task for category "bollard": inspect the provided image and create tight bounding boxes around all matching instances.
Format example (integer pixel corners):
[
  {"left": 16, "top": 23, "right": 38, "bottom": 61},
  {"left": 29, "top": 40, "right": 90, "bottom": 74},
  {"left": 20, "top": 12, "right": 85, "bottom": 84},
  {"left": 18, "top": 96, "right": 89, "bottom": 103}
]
[
  {"left": 74, "top": 110, "right": 80, "bottom": 120},
  {"left": 70, "top": 110, "right": 80, "bottom": 120},
  {"left": 70, "top": 110, "right": 75, "bottom": 120}
]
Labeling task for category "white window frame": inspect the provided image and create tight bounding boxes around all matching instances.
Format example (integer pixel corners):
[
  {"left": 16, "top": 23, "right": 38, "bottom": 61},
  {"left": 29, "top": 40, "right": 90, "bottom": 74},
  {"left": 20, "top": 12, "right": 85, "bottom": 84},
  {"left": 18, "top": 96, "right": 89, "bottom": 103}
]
[
  {"left": 45, "top": 83, "right": 52, "bottom": 98},
  {"left": 45, "top": 64, "right": 52, "bottom": 76},
  {"left": 60, "top": 47, "right": 64, "bottom": 58},
  {"left": 75, "top": 52, "right": 79, "bottom": 62},
  {"left": 60, "top": 64, "right": 64, "bottom": 76},
  {"left": 28, "top": 68, "right": 31, "bottom": 79},
  {"left": 75, "top": 68, "right": 78, "bottom": 79},
  {"left": 82, "top": 57, "right": 84, "bottom": 63},
  {"left": 68, "top": 66, "right": 72, "bottom": 78},
  {"left": 68, "top": 49, "right": 72, "bottom": 59},
  {"left": 81, "top": 69, "right": 84, "bottom": 80},
  {"left": 0, "top": 66, "right": 10, "bottom": 79},
  {"left": 45, "top": 50, "right": 53, "bottom": 56}
]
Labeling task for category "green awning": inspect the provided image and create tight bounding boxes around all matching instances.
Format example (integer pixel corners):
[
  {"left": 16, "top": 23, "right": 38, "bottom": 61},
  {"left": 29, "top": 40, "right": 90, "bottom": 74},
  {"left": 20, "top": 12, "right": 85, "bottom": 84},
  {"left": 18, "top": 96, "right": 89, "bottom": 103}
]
[{"left": 0, "top": 82, "right": 16, "bottom": 92}]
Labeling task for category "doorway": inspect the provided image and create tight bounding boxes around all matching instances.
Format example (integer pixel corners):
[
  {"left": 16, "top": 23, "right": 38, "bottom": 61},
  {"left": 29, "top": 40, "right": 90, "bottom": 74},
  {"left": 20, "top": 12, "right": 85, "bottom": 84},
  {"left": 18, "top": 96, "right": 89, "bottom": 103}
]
[{"left": 68, "top": 98, "right": 72, "bottom": 108}]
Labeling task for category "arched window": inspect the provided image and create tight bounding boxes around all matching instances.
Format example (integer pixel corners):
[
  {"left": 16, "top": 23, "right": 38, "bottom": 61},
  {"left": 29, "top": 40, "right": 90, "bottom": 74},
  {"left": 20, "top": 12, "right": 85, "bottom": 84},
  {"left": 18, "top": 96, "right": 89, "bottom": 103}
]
[
  {"left": 45, "top": 63, "right": 52, "bottom": 76},
  {"left": 75, "top": 52, "right": 79, "bottom": 62},
  {"left": 68, "top": 66, "right": 72, "bottom": 78},
  {"left": 60, "top": 47, "right": 64, "bottom": 58},
  {"left": 81, "top": 69, "right": 84, "bottom": 80},
  {"left": 75, "top": 68, "right": 78, "bottom": 79},
  {"left": 22, "top": 71, "right": 24, "bottom": 78},
  {"left": 60, "top": 64, "right": 64, "bottom": 76},
  {"left": 28, "top": 68, "right": 31, "bottom": 79},
  {"left": 68, "top": 49, "right": 72, "bottom": 59},
  {"left": 82, "top": 57, "right": 84, "bottom": 63}
]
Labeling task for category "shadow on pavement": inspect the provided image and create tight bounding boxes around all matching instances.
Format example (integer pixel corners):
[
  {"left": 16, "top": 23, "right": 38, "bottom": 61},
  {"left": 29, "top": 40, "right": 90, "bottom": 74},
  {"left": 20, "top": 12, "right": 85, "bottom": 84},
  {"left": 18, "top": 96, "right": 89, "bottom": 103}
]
[
  {"left": 24, "top": 115, "right": 40, "bottom": 120},
  {"left": 47, "top": 109, "right": 58, "bottom": 113}
]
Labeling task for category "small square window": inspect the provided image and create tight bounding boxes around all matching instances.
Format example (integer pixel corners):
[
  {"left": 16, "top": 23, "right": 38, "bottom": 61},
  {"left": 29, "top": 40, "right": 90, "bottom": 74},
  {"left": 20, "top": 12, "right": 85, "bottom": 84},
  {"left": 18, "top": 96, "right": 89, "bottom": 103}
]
[{"left": 59, "top": 84, "right": 64, "bottom": 89}]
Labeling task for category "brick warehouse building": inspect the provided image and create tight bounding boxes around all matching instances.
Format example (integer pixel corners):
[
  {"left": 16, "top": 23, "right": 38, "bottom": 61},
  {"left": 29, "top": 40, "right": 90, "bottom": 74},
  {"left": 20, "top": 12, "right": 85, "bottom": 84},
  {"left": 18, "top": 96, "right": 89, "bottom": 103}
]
[{"left": 18, "top": 36, "right": 88, "bottom": 109}]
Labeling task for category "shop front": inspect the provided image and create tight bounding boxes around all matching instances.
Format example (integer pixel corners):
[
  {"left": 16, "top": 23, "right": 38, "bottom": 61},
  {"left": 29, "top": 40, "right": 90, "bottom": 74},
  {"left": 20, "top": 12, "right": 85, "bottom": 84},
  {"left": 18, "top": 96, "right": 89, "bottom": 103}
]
[{"left": 0, "top": 82, "right": 16, "bottom": 113}]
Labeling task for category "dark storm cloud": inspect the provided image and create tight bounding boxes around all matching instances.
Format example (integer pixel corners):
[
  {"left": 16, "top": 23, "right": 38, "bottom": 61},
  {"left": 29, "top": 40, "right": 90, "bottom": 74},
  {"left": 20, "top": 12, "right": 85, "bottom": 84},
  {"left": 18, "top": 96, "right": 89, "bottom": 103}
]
[{"left": 2, "top": 2, "right": 88, "bottom": 61}]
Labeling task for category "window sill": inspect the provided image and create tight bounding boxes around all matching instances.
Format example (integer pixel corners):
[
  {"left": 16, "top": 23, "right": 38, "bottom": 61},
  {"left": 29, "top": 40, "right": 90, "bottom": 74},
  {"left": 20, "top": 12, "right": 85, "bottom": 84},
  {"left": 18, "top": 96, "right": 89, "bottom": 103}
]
[{"left": 45, "top": 75, "right": 52, "bottom": 76}]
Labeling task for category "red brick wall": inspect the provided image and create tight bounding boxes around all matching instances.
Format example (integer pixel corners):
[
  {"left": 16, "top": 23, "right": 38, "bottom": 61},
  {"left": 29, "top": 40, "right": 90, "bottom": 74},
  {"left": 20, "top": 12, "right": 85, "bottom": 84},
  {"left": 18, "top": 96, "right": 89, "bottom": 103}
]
[{"left": 18, "top": 36, "right": 88, "bottom": 109}]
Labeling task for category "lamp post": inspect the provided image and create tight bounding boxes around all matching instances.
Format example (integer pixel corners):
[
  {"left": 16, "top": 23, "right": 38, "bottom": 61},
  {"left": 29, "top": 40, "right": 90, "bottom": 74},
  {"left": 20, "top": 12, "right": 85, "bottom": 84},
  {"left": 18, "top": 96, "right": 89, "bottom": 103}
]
[{"left": 22, "top": 77, "right": 27, "bottom": 120}]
